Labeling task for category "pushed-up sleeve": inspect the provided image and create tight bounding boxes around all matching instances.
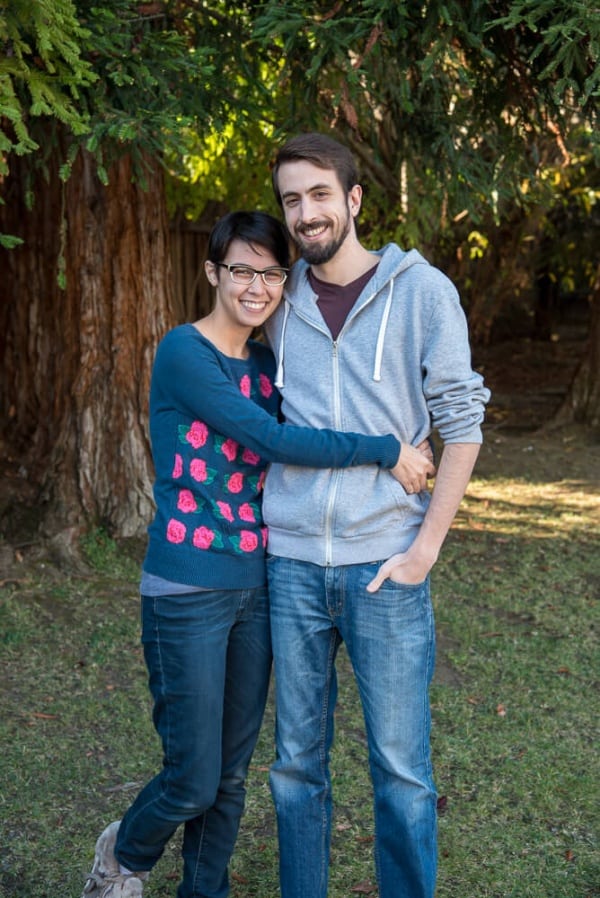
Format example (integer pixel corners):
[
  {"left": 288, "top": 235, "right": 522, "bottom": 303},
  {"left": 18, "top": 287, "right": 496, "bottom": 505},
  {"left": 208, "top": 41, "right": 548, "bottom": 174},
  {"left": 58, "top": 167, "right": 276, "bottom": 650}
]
[{"left": 422, "top": 279, "right": 491, "bottom": 443}]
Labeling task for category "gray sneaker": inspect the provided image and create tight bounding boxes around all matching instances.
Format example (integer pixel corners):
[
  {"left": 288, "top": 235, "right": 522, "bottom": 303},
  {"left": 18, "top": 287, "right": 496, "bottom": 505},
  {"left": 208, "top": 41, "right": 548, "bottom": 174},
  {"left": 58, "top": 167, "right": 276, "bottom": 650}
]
[{"left": 82, "top": 821, "right": 148, "bottom": 898}]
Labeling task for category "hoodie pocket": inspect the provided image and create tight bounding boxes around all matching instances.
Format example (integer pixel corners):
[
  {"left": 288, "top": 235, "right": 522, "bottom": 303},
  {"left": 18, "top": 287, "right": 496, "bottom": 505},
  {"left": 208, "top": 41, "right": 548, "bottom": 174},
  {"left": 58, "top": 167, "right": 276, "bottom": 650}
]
[
  {"left": 327, "top": 467, "right": 415, "bottom": 540},
  {"left": 263, "top": 465, "right": 331, "bottom": 536}
]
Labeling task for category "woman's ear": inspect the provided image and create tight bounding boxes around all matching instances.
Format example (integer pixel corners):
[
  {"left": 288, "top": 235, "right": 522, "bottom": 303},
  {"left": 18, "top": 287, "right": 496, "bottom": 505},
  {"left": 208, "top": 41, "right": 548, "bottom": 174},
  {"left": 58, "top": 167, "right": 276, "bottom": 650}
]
[{"left": 205, "top": 260, "right": 219, "bottom": 286}]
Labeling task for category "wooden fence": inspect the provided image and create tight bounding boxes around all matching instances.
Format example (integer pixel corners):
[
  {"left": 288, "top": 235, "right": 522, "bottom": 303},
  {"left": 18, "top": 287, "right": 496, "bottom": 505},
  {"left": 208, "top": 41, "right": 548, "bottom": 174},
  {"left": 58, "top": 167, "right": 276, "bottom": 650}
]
[{"left": 169, "top": 203, "right": 228, "bottom": 322}]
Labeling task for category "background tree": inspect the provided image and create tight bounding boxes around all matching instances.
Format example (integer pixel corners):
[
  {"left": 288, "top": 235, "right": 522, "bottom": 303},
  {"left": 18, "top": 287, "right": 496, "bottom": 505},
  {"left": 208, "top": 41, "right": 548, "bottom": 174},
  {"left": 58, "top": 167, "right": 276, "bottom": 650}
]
[
  {"left": 248, "top": 0, "right": 599, "bottom": 428},
  {"left": 185, "top": 0, "right": 599, "bottom": 423},
  {"left": 1, "top": 0, "right": 598, "bottom": 549},
  {"left": 0, "top": 1, "right": 258, "bottom": 545}
]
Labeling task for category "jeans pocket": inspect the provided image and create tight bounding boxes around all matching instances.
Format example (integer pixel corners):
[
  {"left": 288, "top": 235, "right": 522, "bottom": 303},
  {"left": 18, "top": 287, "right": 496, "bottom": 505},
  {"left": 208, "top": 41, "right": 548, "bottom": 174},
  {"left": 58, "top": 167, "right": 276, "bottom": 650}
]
[
  {"left": 387, "top": 571, "right": 428, "bottom": 588},
  {"left": 377, "top": 574, "right": 429, "bottom": 596}
]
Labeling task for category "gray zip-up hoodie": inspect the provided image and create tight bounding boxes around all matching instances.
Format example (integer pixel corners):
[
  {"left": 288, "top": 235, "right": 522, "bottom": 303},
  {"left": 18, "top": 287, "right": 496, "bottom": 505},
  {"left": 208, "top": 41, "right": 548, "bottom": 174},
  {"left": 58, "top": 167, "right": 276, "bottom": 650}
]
[{"left": 263, "top": 243, "right": 490, "bottom": 566}]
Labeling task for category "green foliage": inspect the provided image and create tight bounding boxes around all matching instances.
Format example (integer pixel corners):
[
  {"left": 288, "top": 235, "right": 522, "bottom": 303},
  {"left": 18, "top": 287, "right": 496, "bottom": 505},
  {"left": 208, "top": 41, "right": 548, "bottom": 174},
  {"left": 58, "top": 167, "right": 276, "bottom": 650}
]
[
  {"left": 1, "top": 0, "right": 598, "bottom": 332},
  {"left": 2, "top": 0, "right": 597, "bottom": 239},
  {"left": 165, "top": 117, "right": 280, "bottom": 221},
  {"left": 0, "top": 230, "right": 23, "bottom": 247},
  {"left": 71, "top": 1, "right": 219, "bottom": 181},
  {"left": 249, "top": 0, "right": 599, "bottom": 248},
  {"left": 0, "top": 0, "right": 96, "bottom": 173},
  {"left": 490, "top": 0, "right": 600, "bottom": 106},
  {"left": 163, "top": 4, "right": 291, "bottom": 216},
  {"left": 0, "top": 1, "right": 237, "bottom": 184}
]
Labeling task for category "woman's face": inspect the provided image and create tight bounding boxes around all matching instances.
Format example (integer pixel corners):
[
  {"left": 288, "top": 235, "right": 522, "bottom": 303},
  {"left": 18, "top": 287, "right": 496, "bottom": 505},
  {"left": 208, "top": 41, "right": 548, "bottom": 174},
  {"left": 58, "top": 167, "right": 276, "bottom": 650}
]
[{"left": 205, "top": 238, "right": 287, "bottom": 331}]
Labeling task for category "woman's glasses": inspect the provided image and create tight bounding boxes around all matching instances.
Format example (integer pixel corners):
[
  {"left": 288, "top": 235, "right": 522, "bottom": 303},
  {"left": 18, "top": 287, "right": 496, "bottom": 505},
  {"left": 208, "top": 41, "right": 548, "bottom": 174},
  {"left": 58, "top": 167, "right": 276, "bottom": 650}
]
[{"left": 215, "top": 262, "right": 288, "bottom": 287}]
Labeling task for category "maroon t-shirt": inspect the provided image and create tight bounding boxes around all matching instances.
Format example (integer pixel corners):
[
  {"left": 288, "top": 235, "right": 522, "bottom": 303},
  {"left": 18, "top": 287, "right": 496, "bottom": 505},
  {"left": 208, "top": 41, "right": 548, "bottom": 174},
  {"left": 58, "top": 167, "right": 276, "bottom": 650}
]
[{"left": 309, "top": 264, "right": 379, "bottom": 340}]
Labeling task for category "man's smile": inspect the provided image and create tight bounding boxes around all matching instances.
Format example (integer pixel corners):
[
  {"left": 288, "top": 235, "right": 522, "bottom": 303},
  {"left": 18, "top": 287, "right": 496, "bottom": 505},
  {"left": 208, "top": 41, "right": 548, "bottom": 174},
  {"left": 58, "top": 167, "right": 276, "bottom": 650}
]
[{"left": 297, "top": 222, "right": 329, "bottom": 239}]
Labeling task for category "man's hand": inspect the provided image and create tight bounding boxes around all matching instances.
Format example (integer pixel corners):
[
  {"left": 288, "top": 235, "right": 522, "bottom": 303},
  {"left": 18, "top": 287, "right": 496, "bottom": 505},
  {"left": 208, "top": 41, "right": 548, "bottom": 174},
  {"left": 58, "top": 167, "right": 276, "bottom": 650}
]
[
  {"left": 369, "top": 443, "right": 481, "bottom": 592},
  {"left": 390, "top": 439, "right": 436, "bottom": 494},
  {"left": 366, "top": 544, "right": 435, "bottom": 592}
]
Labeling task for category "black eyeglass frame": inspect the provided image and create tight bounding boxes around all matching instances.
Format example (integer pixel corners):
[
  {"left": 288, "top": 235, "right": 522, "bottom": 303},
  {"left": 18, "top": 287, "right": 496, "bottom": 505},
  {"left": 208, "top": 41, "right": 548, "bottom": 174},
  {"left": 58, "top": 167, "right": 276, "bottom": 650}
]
[{"left": 214, "top": 262, "right": 289, "bottom": 286}]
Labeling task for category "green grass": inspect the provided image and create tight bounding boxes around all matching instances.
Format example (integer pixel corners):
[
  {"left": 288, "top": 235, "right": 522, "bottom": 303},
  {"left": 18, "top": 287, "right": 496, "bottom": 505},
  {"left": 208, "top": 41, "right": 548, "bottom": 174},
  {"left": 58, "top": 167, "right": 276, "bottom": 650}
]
[{"left": 0, "top": 459, "right": 598, "bottom": 897}]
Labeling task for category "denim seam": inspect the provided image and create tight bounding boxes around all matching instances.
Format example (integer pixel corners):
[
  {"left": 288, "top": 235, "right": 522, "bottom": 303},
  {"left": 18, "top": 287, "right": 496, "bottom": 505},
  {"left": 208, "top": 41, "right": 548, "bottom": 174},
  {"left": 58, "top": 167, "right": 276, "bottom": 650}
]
[
  {"left": 191, "top": 812, "right": 208, "bottom": 895},
  {"left": 316, "top": 628, "right": 337, "bottom": 894}
]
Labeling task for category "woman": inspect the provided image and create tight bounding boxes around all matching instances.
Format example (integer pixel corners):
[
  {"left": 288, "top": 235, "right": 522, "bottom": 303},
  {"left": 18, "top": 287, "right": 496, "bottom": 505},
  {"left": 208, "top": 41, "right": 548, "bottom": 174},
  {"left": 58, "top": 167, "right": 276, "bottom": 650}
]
[{"left": 82, "top": 211, "right": 433, "bottom": 898}]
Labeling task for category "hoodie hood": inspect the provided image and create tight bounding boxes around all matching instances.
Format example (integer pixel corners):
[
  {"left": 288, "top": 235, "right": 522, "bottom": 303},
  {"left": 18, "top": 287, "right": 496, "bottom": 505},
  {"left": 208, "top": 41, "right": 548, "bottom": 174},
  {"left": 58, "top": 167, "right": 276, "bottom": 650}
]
[
  {"left": 283, "top": 243, "right": 428, "bottom": 313},
  {"left": 273, "top": 244, "right": 429, "bottom": 388}
]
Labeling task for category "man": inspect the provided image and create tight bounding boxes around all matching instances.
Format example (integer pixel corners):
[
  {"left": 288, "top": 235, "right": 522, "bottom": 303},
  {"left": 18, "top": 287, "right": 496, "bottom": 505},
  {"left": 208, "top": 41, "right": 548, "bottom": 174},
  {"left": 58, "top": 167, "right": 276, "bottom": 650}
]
[{"left": 263, "top": 132, "right": 490, "bottom": 898}]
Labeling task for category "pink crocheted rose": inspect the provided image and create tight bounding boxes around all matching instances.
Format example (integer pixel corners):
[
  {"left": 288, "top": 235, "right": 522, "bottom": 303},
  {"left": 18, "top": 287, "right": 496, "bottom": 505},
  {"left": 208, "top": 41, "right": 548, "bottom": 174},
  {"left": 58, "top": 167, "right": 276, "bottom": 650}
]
[
  {"left": 239, "top": 374, "right": 251, "bottom": 398},
  {"left": 167, "top": 519, "right": 186, "bottom": 544},
  {"left": 261, "top": 526, "right": 268, "bottom": 547},
  {"left": 177, "top": 489, "right": 197, "bottom": 513},
  {"left": 221, "top": 438, "right": 238, "bottom": 462},
  {"left": 239, "top": 502, "right": 256, "bottom": 523},
  {"left": 259, "top": 373, "right": 273, "bottom": 398},
  {"left": 242, "top": 447, "right": 261, "bottom": 466},
  {"left": 186, "top": 420, "right": 209, "bottom": 449},
  {"left": 190, "top": 458, "right": 208, "bottom": 482},
  {"left": 172, "top": 453, "right": 183, "bottom": 478},
  {"left": 192, "top": 526, "right": 215, "bottom": 550},
  {"left": 239, "top": 530, "right": 259, "bottom": 552},
  {"left": 216, "top": 501, "right": 234, "bottom": 522},
  {"left": 257, "top": 471, "right": 266, "bottom": 491},
  {"left": 226, "top": 472, "right": 244, "bottom": 494}
]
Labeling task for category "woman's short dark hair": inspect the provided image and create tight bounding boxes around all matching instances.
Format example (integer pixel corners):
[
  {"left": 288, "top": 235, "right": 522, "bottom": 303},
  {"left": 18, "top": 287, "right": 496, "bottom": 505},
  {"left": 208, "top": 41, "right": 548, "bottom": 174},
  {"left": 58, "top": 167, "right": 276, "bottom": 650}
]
[
  {"left": 207, "top": 211, "right": 290, "bottom": 268},
  {"left": 271, "top": 133, "right": 359, "bottom": 207}
]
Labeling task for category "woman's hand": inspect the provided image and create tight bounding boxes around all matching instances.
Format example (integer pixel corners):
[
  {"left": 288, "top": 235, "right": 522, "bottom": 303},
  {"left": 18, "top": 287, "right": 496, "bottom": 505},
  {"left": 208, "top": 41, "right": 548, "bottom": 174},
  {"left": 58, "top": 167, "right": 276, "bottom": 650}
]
[{"left": 390, "top": 439, "right": 436, "bottom": 494}]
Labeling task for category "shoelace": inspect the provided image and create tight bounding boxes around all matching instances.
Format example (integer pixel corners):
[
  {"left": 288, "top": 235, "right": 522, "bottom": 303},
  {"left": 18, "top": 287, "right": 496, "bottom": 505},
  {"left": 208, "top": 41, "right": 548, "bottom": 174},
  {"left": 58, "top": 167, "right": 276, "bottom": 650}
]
[{"left": 83, "top": 870, "right": 142, "bottom": 889}]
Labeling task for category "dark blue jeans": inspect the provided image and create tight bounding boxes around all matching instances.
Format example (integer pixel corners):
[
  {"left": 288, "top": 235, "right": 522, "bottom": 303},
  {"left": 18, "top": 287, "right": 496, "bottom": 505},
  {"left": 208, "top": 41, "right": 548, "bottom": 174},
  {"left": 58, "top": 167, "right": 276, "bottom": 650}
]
[
  {"left": 115, "top": 587, "right": 272, "bottom": 898},
  {"left": 268, "top": 557, "right": 437, "bottom": 898}
]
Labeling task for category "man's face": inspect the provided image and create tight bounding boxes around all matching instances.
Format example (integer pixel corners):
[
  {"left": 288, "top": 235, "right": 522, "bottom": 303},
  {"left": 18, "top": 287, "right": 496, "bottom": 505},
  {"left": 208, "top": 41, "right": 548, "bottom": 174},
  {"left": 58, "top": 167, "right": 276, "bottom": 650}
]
[{"left": 276, "top": 160, "right": 361, "bottom": 266}]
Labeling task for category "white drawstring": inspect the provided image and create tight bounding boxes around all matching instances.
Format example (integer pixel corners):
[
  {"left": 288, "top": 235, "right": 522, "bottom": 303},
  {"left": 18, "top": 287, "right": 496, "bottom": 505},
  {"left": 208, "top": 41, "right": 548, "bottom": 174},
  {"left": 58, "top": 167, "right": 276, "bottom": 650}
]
[
  {"left": 274, "top": 300, "right": 291, "bottom": 389},
  {"left": 276, "top": 277, "right": 394, "bottom": 387},
  {"left": 373, "top": 278, "right": 394, "bottom": 382}
]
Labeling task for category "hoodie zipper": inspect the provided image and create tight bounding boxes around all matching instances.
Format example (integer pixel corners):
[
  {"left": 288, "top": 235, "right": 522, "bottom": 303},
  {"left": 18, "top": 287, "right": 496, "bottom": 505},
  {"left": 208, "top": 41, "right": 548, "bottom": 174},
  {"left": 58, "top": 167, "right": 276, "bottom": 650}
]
[
  {"left": 282, "top": 284, "right": 392, "bottom": 565},
  {"left": 324, "top": 341, "right": 342, "bottom": 566}
]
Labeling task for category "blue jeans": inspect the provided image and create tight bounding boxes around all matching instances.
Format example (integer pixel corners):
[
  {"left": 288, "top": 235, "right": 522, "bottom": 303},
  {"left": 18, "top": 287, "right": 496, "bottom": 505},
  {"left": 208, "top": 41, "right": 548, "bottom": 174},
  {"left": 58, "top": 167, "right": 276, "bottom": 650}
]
[
  {"left": 267, "top": 557, "right": 437, "bottom": 898},
  {"left": 114, "top": 587, "right": 272, "bottom": 898}
]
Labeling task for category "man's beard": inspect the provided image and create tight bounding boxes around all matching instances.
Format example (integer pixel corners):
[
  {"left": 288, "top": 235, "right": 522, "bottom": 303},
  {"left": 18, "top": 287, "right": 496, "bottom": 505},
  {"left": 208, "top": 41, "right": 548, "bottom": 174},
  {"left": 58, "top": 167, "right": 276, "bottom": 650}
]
[{"left": 293, "top": 213, "right": 351, "bottom": 266}]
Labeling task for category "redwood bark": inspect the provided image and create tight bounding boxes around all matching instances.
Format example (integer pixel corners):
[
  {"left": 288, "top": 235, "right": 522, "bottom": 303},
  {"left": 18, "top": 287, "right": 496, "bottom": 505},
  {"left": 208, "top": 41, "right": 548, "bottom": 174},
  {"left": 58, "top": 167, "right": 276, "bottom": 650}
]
[{"left": 0, "top": 136, "right": 176, "bottom": 539}]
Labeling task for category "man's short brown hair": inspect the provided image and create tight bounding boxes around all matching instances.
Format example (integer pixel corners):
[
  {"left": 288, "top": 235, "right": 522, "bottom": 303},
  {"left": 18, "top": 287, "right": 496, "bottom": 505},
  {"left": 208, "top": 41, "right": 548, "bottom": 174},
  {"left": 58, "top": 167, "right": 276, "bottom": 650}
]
[{"left": 272, "top": 132, "right": 359, "bottom": 206}]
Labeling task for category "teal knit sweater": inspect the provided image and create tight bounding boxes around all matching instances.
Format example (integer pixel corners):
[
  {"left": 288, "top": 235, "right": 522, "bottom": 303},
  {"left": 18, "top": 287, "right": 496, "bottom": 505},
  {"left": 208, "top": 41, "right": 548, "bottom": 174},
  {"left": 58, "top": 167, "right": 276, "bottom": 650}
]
[{"left": 142, "top": 325, "right": 400, "bottom": 589}]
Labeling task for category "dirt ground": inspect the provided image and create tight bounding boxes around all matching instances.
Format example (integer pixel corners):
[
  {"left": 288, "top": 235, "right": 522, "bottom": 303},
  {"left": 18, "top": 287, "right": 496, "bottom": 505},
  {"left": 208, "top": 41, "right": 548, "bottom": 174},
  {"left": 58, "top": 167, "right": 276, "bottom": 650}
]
[{"left": 472, "top": 328, "right": 600, "bottom": 482}]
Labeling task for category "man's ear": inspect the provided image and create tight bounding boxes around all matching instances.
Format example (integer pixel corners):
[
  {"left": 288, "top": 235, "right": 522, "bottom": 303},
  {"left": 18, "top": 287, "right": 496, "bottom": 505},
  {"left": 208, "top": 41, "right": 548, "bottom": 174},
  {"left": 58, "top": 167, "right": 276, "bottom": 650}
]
[{"left": 349, "top": 184, "right": 363, "bottom": 217}]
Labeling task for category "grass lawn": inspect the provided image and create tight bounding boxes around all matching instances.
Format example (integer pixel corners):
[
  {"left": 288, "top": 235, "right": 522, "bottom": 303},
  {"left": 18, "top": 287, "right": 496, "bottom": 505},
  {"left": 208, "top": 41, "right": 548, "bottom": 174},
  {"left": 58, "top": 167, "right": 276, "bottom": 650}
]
[{"left": 0, "top": 429, "right": 598, "bottom": 897}]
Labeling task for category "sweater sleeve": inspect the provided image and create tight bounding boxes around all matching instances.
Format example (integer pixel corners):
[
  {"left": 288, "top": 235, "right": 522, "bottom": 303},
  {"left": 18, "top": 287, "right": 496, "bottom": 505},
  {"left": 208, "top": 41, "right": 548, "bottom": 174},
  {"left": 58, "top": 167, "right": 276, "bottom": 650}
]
[
  {"left": 422, "top": 276, "right": 490, "bottom": 443},
  {"left": 152, "top": 327, "right": 400, "bottom": 468}
]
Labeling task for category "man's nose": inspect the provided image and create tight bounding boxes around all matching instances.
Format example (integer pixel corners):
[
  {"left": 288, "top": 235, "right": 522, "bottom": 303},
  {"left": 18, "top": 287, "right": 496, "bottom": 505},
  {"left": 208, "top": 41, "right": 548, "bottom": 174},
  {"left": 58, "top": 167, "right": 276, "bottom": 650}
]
[{"left": 297, "top": 198, "right": 318, "bottom": 223}]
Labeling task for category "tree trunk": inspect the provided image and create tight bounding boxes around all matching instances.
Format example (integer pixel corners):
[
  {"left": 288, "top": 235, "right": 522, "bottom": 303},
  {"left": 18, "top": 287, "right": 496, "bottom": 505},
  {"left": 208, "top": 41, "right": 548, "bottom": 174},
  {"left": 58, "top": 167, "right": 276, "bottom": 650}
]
[
  {"left": 0, "top": 136, "right": 176, "bottom": 541},
  {"left": 551, "top": 266, "right": 600, "bottom": 436}
]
